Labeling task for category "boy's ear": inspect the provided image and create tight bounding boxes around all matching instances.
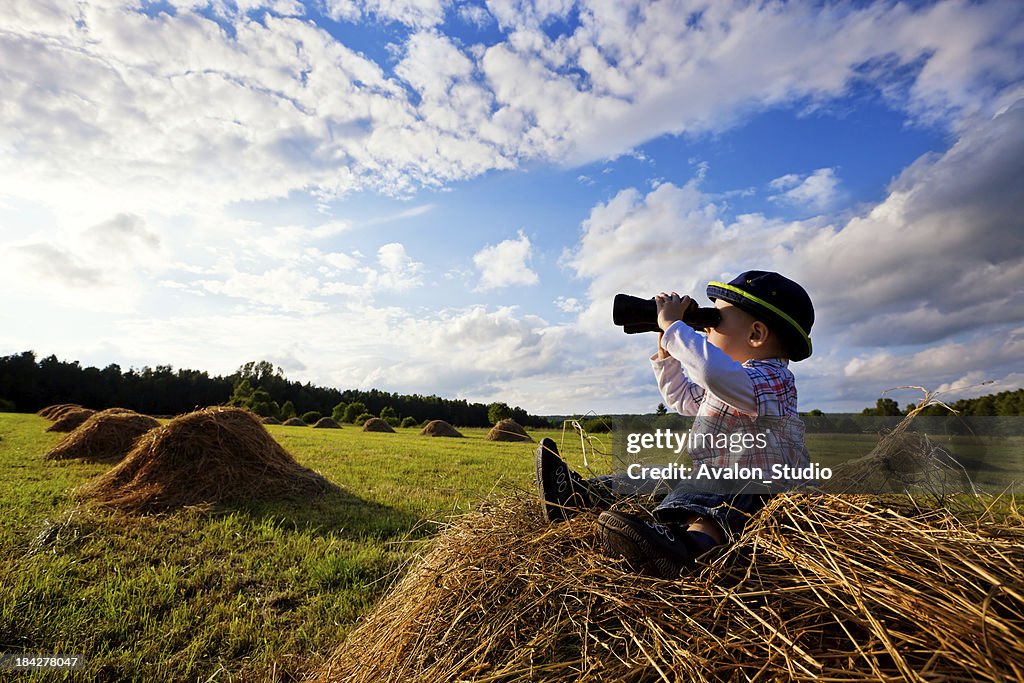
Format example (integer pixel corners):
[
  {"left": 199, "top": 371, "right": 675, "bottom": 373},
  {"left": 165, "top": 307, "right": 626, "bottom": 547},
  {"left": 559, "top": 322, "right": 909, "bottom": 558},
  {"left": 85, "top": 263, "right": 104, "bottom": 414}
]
[{"left": 749, "top": 321, "right": 770, "bottom": 347}]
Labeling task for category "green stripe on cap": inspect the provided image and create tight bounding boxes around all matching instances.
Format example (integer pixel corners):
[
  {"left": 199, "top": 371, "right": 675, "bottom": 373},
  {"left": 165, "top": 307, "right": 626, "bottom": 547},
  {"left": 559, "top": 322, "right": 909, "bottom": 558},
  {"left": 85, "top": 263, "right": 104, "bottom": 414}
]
[{"left": 707, "top": 281, "right": 813, "bottom": 355}]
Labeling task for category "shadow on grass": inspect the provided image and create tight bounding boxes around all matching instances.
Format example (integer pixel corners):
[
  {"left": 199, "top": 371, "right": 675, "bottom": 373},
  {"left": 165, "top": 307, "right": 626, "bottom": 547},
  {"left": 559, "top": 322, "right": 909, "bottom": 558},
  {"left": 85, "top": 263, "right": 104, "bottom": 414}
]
[{"left": 224, "top": 485, "right": 426, "bottom": 542}]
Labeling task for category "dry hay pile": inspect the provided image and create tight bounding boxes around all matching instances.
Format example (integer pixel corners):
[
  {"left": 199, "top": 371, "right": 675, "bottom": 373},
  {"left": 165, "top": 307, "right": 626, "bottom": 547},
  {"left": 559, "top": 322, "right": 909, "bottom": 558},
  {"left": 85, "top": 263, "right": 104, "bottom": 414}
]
[
  {"left": 283, "top": 417, "right": 308, "bottom": 426},
  {"left": 419, "top": 420, "right": 463, "bottom": 438},
  {"left": 45, "top": 409, "right": 159, "bottom": 463},
  {"left": 821, "top": 414, "right": 975, "bottom": 497},
  {"left": 311, "top": 490, "right": 1023, "bottom": 683},
  {"left": 313, "top": 417, "right": 342, "bottom": 429},
  {"left": 262, "top": 416, "right": 282, "bottom": 425},
  {"left": 46, "top": 408, "right": 97, "bottom": 432},
  {"left": 362, "top": 417, "right": 395, "bottom": 433},
  {"left": 37, "top": 403, "right": 81, "bottom": 420},
  {"left": 77, "top": 407, "right": 334, "bottom": 512},
  {"left": 485, "top": 418, "right": 532, "bottom": 442}
]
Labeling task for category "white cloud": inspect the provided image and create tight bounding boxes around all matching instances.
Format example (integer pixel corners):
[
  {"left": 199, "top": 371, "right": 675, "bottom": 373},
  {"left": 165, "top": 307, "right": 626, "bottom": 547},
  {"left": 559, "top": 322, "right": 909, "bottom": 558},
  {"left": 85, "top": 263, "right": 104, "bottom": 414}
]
[
  {"left": 769, "top": 168, "right": 841, "bottom": 212},
  {"left": 485, "top": 0, "right": 574, "bottom": 30},
  {"left": 306, "top": 248, "right": 360, "bottom": 272},
  {"left": 370, "top": 242, "right": 424, "bottom": 291},
  {"left": 458, "top": 4, "right": 492, "bottom": 28},
  {"left": 197, "top": 263, "right": 327, "bottom": 314},
  {"left": 842, "top": 330, "right": 1024, "bottom": 387},
  {"left": 554, "top": 296, "right": 582, "bottom": 313},
  {"left": 323, "top": 0, "right": 451, "bottom": 27},
  {"left": 11, "top": 243, "right": 106, "bottom": 288},
  {"left": 3, "top": 0, "right": 1021, "bottom": 224},
  {"left": 84, "top": 213, "right": 160, "bottom": 252},
  {"left": 473, "top": 230, "right": 539, "bottom": 290}
]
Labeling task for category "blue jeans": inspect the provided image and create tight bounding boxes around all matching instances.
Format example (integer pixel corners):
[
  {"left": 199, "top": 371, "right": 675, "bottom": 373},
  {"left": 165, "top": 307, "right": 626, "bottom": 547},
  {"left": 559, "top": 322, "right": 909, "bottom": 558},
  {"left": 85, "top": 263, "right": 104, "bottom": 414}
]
[{"left": 587, "top": 472, "right": 773, "bottom": 539}]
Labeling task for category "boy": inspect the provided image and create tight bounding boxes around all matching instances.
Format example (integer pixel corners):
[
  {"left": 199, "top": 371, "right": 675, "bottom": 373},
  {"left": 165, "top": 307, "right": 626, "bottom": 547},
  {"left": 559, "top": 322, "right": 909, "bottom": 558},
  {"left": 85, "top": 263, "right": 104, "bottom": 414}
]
[{"left": 536, "top": 270, "right": 814, "bottom": 578}]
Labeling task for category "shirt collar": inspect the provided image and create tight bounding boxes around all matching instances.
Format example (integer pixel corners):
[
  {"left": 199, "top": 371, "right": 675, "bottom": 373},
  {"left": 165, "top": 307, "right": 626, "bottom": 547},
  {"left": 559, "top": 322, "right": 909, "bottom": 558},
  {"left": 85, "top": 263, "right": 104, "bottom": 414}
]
[{"left": 742, "top": 357, "right": 789, "bottom": 368}]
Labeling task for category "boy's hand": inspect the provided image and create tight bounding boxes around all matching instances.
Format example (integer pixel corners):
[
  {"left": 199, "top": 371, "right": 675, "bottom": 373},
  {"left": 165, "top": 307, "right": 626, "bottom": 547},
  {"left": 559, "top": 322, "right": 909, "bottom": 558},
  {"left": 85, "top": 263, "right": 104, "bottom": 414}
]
[
  {"left": 655, "top": 292, "right": 692, "bottom": 332},
  {"left": 657, "top": 332, "right": 670, "bottom": 359}
]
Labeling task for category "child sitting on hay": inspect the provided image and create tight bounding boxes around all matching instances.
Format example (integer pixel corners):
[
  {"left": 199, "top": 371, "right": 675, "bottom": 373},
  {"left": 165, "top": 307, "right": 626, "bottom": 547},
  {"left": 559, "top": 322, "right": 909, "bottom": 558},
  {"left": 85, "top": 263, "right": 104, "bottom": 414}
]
[{"left": 537, "top": 271, "right": 815, "bottom": 578}]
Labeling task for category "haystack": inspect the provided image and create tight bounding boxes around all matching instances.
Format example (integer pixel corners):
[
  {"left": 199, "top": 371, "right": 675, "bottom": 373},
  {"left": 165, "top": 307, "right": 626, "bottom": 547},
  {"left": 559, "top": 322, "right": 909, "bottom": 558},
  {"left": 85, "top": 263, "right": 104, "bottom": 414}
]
[
  {"left": 282, "top": 417, "right": 307, "bottom": 426},
  {"left": 484, "top": 418, "right": 532, "bottom": 442},
  {"left": 46, "top": 408, "right": 97, "bottom": 432},
  {"left": 311, "top": 490, "right": 1024, "bottom": 683},
  {"left": 45, "top": 409, "right": 159, "bottom": 463},
  {"left": 821, "top": 417, "right": 975, "bottom": 496},
  {"left": 77, "top": 407, "right": 334, "bottom": 512},
  {"left": 418, "top": 420, "right": 463, "bottom": 438},
  {"left": 261, "top": 416, "right": 281, "bottom": 425},
  {"left": 37, "top": 403, "right": 80, "bottom": 420},
  {"left": 49, "top": 404, "right": 90, "bottom": 421},
  {"left": 362, "top": 417, "right": 395, "bottom": 433},
  {"left": 312, "top": 417, "right": 341, "bottom": 429}
]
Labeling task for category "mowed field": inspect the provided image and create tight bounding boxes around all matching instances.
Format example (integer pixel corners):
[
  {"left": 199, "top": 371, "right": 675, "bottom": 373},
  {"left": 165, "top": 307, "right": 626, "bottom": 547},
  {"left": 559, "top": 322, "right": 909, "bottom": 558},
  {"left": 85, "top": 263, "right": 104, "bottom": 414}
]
[
  {"left": 1, "top": 412, "right": 1021, "bottom": 682},
  {"left": 0, "top": 412, "right": 584, "bottom": 682}
]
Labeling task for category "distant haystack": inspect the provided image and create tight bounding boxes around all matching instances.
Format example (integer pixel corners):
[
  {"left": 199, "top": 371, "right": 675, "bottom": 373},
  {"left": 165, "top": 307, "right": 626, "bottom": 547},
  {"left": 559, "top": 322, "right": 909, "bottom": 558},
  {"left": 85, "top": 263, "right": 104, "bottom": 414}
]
[
  {"left": 47, "top": 408, "right": 97, "bottom": 433},
  {"left": 38, "top": 403, "right": 81, "bottom": 420},
  {"left": 419, "top": 420, "right": 463, "bottom": 438},
  {"left": 49, "top": 404, "right": 90, "bottom": 421},
  {"left": 362, "top": 418, "right": 395, "bottom": 433},
  {"left": 77, "top": 407, "right": 334, "bottom": 512},
  {"left": 45, "top": 409, "right": 160, "bottom": 463},
  {"left": 261, "top": 417, "right": 282, "bottom": 425},
  {"left": 282, "top": 418, "right": 307, "bottom": 426},
  {"left": 485, "top": 419, "right": 532, "bottom": 442},
  {"left": 312, "top": 417, "right": 341, "bottom": 429}
]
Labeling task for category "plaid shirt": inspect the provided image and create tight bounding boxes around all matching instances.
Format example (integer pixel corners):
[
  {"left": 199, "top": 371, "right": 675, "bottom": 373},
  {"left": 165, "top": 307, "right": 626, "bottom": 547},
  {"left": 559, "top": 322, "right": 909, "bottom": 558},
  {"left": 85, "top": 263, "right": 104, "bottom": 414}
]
[{"left": 652, "top": 323, "right": 809, "bottom": 476}]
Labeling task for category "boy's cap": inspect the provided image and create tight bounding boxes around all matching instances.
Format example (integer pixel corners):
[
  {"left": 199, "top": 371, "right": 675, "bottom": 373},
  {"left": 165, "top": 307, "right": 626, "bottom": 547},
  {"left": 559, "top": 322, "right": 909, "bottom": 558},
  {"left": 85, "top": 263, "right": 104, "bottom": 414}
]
[{"left": 706, "top": 270, "right": 814, "bottom": 361}]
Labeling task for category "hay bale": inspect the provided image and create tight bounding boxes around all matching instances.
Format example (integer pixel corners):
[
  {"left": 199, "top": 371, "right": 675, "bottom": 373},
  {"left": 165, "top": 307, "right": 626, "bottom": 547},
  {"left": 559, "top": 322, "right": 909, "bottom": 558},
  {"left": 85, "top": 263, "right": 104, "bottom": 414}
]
[
  {"left": 45, "top": 409, "right": 159, "bottom": 463},
  {"left": 312, "top": 417, "right": 341, "bottom": 429},
  {"left": 76, "top": 407, "right": 334, "bottom": 512},
  {"left": 261, "top": 417, "right": 282, "bottom": 425},
  {"left": 362, "top": 417, "right": 395, "bottom": 433},
  {"left": 418, "top": 420, "right": 463, "bottom": 438},
  {"left": 311, "top": 492, "right": 1024, "bottom": 683},
  {"left": 46, "top": 408, "right": 97, "bottom": 432},
  {"left": 37, "top": 403, "right": 80, "bottom": 419},
  {"left": 282, "top": 417, "right": 308, "bottom": 426},
  {"left": 484, "top": 418, "right": 532, "bottom": 442}
]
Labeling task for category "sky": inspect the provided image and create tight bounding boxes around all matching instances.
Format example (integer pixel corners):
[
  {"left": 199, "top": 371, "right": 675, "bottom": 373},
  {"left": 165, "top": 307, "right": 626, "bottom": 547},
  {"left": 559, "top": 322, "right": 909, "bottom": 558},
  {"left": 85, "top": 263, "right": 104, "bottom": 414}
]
[{"left": 2, "top": 0, "right": 1023, "bottom": 415}]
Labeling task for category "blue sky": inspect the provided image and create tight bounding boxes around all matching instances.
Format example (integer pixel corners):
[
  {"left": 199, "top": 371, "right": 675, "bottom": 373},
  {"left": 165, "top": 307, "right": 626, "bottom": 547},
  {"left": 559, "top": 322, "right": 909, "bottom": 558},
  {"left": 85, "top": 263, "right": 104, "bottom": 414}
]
[{"left": 2, "top": 0, "right": 1022, "bottom": 414}]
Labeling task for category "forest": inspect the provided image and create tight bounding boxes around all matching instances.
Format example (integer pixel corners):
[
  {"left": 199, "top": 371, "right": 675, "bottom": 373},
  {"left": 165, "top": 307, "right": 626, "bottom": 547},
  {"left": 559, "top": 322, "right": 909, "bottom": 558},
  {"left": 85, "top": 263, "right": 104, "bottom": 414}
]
[{"left": 0, "top": 351, "right": 549, "bottom": 427}]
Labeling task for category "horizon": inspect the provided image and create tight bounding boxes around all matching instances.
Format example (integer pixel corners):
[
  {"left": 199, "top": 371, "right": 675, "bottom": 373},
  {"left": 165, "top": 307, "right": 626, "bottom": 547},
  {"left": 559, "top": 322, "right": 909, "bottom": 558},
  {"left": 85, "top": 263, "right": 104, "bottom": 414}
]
[
  {"left": 3, "top": 0, "right": 1023, "bottom": 415},
  {"left": 6, "top": 347, "right": 1020, "bottom": 419}
]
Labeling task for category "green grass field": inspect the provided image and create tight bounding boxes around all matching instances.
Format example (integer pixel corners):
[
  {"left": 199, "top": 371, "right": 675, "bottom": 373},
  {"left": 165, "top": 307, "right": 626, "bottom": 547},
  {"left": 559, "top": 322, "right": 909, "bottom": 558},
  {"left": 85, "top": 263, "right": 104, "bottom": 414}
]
[
  {"left": 1, "top": 412, "right": 1020, "bottom": 682},
  {"left": 0, "top": 414, "right": 598, "bottom": 682}
]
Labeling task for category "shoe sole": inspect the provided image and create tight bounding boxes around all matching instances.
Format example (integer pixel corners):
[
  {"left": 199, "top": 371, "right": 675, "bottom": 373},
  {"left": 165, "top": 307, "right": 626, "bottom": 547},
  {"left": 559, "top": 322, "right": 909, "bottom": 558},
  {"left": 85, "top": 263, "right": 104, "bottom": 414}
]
[
  {"left": 598, "top": 514, "right": 681, "bottom": 579},
  {"left": 535, "top": 438, "right": 565, "bottom": 522}
]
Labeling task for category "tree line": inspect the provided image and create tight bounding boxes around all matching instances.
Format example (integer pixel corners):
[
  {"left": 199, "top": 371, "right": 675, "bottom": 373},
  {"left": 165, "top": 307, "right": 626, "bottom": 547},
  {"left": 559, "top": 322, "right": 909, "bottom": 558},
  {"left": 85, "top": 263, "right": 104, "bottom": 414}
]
[
  {"left": 0, "top": 352, "right": 550, "bottom": 428},
  {"left": 854, "top": 389, "right": 1024, "bottom": 417}
]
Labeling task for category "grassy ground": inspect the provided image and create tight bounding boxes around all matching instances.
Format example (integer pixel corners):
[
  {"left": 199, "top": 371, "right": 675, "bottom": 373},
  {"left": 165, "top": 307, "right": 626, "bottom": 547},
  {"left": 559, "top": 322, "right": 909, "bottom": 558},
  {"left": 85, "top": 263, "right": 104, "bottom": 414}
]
[
  {"left": 1, "top": 413, "right": 1020, "bottom": 682},
  {"left": 0, "top": 414, "right": 592, "bottom": 682}
]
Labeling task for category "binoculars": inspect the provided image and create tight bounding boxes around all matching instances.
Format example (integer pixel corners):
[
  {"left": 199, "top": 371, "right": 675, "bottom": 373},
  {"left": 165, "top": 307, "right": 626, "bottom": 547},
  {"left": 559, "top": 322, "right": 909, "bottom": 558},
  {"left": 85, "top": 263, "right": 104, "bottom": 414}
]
[{"left": 613, "top": 294, "right": 721, "bottom": 334}]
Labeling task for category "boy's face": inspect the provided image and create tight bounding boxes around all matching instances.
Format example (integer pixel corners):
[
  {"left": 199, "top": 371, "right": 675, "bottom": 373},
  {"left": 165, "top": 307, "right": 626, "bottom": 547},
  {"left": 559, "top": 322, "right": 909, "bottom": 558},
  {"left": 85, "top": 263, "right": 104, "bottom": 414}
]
[{"left": 705, "top": 300, "right": 768, "bottom": 363}]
